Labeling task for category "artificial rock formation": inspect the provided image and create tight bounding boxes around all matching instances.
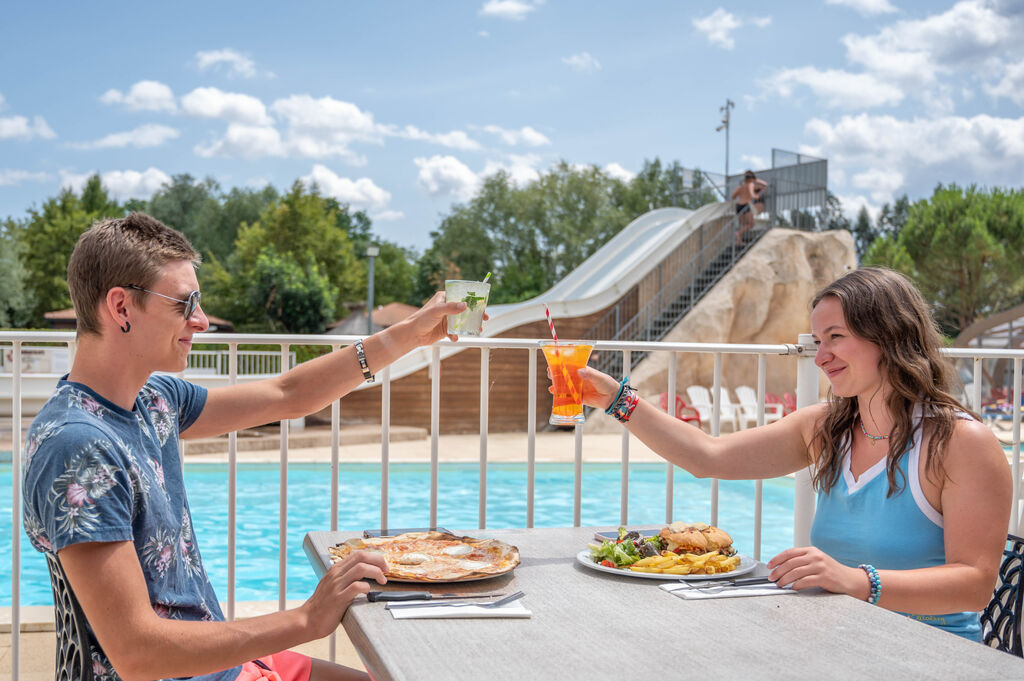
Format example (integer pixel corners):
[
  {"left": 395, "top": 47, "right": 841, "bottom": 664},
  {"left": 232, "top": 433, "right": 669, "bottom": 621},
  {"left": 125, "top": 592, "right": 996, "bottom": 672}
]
[{"left": 587, "top": 227, "right": 857, "bottom": 432}]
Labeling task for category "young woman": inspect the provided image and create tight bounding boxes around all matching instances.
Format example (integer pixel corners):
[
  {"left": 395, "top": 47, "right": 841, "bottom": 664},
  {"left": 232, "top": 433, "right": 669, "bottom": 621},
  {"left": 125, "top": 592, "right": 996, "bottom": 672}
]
[{"left": 574, "top": 267, "right": 1011, "bottom": 641}]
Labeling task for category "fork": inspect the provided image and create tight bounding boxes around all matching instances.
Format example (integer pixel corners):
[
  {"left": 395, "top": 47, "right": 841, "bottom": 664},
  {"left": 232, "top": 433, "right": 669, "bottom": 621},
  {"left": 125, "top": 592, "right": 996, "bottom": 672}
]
[{"left": 386, "top": 590, "right": 526, "bottom": 610}]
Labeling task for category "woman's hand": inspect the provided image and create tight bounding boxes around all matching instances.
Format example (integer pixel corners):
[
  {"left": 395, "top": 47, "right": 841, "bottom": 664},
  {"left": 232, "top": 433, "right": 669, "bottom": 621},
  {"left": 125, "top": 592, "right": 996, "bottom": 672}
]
[
  {"left": 546, "top": 366, "right": 621, "bottom": 410},
  {"left": 767, "top": 546, "right": 870, "bottom": 600}
]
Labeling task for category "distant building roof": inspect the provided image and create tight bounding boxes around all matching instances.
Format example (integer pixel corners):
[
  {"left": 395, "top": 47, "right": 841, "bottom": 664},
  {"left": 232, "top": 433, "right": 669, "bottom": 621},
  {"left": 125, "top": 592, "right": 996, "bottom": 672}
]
[
  {"left": 326, "top": 302, "right": 418, "bottom": 336},
  {"left": 44, "top": 308, "right": 236, "bottom": 333}
]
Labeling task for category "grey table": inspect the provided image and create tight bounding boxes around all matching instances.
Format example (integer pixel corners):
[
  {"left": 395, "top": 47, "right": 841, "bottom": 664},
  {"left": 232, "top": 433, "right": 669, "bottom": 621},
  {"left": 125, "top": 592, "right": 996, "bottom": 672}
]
[{"left": 303, "top": 526, "right": 1024, "bottom": 681}]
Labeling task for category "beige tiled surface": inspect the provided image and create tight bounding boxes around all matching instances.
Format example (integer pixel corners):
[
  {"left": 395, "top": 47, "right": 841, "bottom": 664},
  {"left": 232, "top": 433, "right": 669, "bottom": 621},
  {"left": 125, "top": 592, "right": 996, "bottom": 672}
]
[{"left": 0, "top": 622, "right": 364, "bottom": 681}]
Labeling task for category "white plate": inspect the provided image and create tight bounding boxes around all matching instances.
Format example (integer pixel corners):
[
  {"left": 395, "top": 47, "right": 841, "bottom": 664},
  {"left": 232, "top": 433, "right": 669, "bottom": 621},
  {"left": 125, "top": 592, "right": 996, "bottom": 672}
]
[{"left": 575, "top": 549, "right": 759, "bottom": 581}]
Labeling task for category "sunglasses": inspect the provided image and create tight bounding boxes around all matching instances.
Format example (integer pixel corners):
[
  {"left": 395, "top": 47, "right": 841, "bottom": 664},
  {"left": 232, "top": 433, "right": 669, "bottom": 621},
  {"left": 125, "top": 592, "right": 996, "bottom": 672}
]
[{"left": 124, "top": 285, "right": 202, "bottom": 320}]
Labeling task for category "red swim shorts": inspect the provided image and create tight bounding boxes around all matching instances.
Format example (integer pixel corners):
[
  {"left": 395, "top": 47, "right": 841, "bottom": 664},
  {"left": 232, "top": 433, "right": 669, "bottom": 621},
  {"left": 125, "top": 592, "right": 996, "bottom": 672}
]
[{"left": 236, "top": 651, "right": 312, "bottom": 681}]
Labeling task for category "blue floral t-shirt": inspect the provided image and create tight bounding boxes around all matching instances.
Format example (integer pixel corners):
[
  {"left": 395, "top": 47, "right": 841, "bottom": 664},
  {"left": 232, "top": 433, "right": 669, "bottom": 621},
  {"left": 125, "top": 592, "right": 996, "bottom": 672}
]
[{"left": 23, "top": 375, "right": 240, "bottom": 681}]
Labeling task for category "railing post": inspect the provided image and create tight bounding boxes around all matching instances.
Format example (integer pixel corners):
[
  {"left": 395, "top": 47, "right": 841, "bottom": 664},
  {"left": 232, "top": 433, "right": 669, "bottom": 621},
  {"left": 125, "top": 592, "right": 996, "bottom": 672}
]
[
  {"left": 794, "top": 334, "right": 819, "bottom": 547},
  {"left": 11, "top": 341, "right": 21, "bottom": 681}
]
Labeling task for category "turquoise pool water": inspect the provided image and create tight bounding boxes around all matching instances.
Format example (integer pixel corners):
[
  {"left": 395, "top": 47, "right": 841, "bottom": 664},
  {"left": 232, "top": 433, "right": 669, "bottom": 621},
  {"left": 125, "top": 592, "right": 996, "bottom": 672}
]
[{"left": 0, "top": 462, "right": 795, "bottom": 606}]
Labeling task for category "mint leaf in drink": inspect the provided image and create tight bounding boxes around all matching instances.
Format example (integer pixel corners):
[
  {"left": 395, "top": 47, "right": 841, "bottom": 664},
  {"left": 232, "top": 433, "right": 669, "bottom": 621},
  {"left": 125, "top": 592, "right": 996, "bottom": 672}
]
[{"left": 461, "top": 292, "right": 486, "bottom": 311}]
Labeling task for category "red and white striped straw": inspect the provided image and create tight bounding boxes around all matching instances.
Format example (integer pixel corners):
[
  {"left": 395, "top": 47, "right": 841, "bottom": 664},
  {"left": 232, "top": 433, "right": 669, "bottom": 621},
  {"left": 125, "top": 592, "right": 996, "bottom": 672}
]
[
  {"left": 544, "top": 304, "right": 559, "bottom": 343},
  {"left": 544, "top": 304, "right": 580, "bottom": 402}
]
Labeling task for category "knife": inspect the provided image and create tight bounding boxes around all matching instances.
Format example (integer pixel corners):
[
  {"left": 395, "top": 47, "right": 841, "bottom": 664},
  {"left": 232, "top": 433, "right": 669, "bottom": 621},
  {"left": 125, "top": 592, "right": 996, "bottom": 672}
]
[
  {"left": 367, "top": 590, "right": 505, "bottom": 602},
  {"left": 687, "top": 576, "right": 775, "bottom": 587}
]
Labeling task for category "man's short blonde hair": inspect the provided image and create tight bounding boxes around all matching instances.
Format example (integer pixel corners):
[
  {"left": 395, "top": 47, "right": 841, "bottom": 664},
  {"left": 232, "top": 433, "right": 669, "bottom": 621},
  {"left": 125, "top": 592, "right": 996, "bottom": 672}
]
[{"left": 67, "top": 213, "right": 201, "bottom": 335}]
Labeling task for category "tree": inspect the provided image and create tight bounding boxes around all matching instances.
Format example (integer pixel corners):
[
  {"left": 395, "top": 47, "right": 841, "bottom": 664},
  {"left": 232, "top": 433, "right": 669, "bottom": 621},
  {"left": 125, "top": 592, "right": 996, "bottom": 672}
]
[
  {"left": 0, "top": 219, "right": 32, "bottom": 328},
  {"left": 852, "top": 206, "right": 879, "bottom": 262},
  {"left": 17, "top": 177, "right": 121, "bottom": 324},
  {"left": 203, "top": 182, "right": 363, "bottom": 331},
  {"left": 865, "top": 184, "right": 1024, "bottom": 333},
  {"left": 245, "top": 250, "right": 337, "bottom": 334},
  {"left": 877, "top": 193, "right": 910, "bottom": 241},
  {"left": 146, "top": 174, "right": 221, "bottom": 258}
]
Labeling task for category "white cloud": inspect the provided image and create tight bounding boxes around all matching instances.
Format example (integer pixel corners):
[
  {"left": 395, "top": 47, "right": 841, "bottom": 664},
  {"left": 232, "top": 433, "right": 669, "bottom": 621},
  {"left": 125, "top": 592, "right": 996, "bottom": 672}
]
[
  {"left": 195, "top": 124, "right": 286, "bottom": 159},
  {"left": 0, "top": 169, "right": 50, "bottom": 186},
  {"left": 415, "top": 155, "right": 481, "bottom": 200},
  {"left": 834, "top": 193, "right": 881, "bottom": 221},
  {"left": 273, "top": 94, "right": 383, "bottom": 141},
  {"left": 71, "top": 124, "right": 179, "bottom": 150},
  {"left": 851, "top": 167, "right": 905, "bottom": 204},
  {"left": 764, "top": 67, "right": 904, "bottom": 108},
  {"left": 842, "top": 1, "right": 1018, "bottom": 86},
  {"left": 562, "top": 52, "right": 601, "bottom": 72},
  {"left": 481, "top": 153, "right": 542, "bottom": 186},
  {"left": 826, "top": 0, "right": 897, "bottom": 15},
  {"left": 0, "top": 93, "right": 6, "bottom": 110},
  {"left": 195, "top": 48, "right": 260, "bottom": 78},
  {"left": 181, "top": 87, "right": 272, "bottom": 125},
  {"left": 302, "top": 164, "right": 391, "bottom": 210},
  {"left": 984, "top": 57, "right": 1024, "bottom": 106},
  {"left": 61, "top": 167, "right": 171, "bottom": 200},
  {"left": 395, "top": 125, "right": 481, "bottom": 151},
  {"left": 99, "top": 80, "right": 176, "bottom": 112},
  {"left": 740, "top": 155, "right": 768, "bottom": 171},
  {"left": 0, "top": 115, "right": 56, "bottom": 140},
  {"left": 482, "top": 124, "right": 551, "bottom": 146},
  {"left": 692, "top": 8, "right": 775, "bottom": 50},
  {"left": 604, "top": 162, "right": 634, "bottom": 182},
  {"left": 479, "top": 0, "right": 534, "bottom": 20},
  {"left": 372, "top": 209, "right": 405, "bottom": 222},
  {"left": 478, "top": 30, "right": 490, "bottom": 38}
]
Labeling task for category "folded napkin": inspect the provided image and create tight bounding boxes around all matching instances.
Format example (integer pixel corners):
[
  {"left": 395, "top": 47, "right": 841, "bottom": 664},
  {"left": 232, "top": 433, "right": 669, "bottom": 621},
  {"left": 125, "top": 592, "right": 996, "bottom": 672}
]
[
  {"left": 387, "top": 600, "right": 532, "bottom": 619},
  {"left": 660, "top": 581, "right": 798, "bottom": 600}
]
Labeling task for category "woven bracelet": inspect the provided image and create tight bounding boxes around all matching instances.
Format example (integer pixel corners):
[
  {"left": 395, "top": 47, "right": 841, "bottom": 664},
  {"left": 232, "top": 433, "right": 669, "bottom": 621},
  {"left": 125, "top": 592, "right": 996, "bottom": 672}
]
[
  {"left": 610, "top": 386, "right": 639, "bottom": 423},
  {"left": 604, "top": 376, "right": 629, "bottom": 415}
]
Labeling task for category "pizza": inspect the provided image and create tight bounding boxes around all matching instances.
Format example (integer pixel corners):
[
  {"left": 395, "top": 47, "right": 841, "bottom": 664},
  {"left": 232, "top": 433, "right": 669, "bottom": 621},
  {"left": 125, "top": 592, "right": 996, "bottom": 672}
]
[{"left": 327, "top": 531, "right": 520, "bottom": 582}]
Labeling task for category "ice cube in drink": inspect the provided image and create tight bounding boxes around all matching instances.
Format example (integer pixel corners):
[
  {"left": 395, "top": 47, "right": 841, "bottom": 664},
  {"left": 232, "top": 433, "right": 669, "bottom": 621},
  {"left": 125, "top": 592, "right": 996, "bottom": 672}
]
[
  {"left": 445, "top": 280, "right": 491, "bottom": 336},
  {"left": 540, "top": 341, "right": 593, "bottom": 425}
]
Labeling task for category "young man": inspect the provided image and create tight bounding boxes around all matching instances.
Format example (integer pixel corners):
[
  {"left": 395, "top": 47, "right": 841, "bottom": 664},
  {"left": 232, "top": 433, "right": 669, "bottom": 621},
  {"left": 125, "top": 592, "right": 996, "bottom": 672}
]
[
  {"left": 730, "top": 170, "right": 768, "bottom": 243},
  {"left": 22, "top": 213, "right": 467, "bottom": 681}
]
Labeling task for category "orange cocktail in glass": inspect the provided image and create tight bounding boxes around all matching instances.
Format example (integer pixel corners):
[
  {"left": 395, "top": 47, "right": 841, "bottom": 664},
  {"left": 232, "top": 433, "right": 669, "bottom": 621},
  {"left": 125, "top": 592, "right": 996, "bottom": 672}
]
[{"left": 540, "top": 341, "right": 593, "bottom": 426}]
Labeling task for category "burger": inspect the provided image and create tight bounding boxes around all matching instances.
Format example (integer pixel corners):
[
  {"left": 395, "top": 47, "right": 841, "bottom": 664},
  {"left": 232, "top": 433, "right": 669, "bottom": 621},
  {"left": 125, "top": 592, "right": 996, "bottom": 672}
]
[{"left": 659, "top": 521, "right": 735, "bottom": 556}]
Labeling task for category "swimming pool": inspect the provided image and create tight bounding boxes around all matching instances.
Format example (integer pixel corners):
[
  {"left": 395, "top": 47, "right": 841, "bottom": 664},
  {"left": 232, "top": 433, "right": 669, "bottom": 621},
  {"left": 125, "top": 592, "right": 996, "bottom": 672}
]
[{"left": 0, "top": 462, "right": 795, "bottom": 606}]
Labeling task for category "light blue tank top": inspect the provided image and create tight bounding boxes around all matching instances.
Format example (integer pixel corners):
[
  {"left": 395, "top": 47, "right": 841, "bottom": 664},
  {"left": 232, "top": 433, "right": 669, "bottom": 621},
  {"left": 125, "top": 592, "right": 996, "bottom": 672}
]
[{"left": 809, "top": 415, "right": 981, "bottom": 641}]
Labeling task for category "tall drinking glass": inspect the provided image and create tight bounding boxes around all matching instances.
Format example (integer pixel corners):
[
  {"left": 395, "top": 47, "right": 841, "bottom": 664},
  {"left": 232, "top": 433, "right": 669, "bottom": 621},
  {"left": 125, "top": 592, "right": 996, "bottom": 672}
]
[
  {"left": 445, "top": 280, "right": 491, "bottom": 336},
  {"left": 540, "top": 341, "right": 593, "bottom": 426}
]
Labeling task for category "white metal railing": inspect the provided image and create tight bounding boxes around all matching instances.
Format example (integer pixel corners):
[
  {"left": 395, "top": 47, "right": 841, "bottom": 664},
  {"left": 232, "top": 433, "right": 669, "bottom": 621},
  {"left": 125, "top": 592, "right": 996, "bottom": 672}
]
[{"left": 2, "top": 330, "right": 1022, "bottom": 679}]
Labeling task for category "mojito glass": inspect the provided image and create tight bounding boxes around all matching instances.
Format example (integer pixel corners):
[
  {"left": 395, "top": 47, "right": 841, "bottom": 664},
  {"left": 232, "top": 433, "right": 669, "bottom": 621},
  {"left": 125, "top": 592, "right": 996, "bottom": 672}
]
[
  {"left": 445, "top": 280, "right": 491, "bottom": 336},
  {"left": 540, "top": 341, "right": 593, "bottom": 426}
]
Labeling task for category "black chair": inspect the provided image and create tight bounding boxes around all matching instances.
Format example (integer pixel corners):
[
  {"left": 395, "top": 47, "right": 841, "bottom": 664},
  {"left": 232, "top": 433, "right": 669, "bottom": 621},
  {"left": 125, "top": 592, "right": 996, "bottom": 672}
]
[
  {"left": 46, "top": 552, "right": 95, "bottom": 681},
  {"left": 982, "top": 533, "right": 1024, "bottom": 656}
]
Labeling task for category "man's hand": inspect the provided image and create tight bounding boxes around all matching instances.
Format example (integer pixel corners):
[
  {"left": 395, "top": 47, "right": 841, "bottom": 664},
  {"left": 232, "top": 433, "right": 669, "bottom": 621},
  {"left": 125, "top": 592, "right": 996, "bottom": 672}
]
[
  {"left": 402, "top": 290, "right": 468, "bottom": 346},
  {"left": 301, "top": 550, "right": 388, "bottom": 639}
]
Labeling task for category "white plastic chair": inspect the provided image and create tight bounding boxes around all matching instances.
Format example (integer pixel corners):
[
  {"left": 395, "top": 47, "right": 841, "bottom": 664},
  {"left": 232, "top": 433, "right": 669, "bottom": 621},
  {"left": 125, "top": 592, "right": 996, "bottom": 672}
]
[
  {"left": 686, "top": 385, "right": 740, "bottom": 432},
  {"left": 734, "top": 385, "right": 784, "bottom": 429}
]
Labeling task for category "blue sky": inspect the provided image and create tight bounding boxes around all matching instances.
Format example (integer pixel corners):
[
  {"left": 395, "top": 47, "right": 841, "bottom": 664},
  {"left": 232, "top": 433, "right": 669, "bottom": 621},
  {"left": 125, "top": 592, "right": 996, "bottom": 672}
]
[{"left": 2, "top": 0, "right": 1023, "bottom": 251}]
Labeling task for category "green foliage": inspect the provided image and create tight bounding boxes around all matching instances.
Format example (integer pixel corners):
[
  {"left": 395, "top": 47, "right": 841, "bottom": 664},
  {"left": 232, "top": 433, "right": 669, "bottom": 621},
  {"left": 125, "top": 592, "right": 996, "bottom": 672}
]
[
  {"left": 203, "top": 182, "right": 367, "bottom": 332},
  {"left": 865, "top": 184, "right": 1024, "bottom": 333},
  {"left": 0, "top": 219, "right": 32, "bottom": 327},
  {"left": 852, "top": 206, "right": 879, "bottom": 262},
  {"left": 414, "top": 158, "right": 713, "bottom": 304},
  {"left": 16, "top": 176, "right": 123, "bottom": 325}
]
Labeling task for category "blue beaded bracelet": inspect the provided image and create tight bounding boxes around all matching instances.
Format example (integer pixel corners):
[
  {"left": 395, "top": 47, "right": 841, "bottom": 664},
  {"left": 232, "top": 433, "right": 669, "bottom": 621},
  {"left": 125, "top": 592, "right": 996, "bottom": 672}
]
[
  {"left": 605, "top": 376, "right": 629, "bottom": 415},
  {"left": 859, "top": 564, "right": 881, "bottom": 605}
]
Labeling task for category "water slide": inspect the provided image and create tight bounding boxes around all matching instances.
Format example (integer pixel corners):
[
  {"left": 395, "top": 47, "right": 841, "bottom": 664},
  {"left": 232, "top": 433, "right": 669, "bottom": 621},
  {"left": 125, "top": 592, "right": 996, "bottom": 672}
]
[{"left": 381, "top": 200, "right": 734, "bottom": 383}]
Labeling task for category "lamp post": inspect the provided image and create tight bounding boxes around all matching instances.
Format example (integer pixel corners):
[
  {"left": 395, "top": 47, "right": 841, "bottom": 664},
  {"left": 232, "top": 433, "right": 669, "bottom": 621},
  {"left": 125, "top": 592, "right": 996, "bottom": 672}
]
[
  {"left": 716, "top": 98, "right": 734, "bottom": 190},
  {"left": 366, "top": 246, "right": 380, "bottom": 335}
]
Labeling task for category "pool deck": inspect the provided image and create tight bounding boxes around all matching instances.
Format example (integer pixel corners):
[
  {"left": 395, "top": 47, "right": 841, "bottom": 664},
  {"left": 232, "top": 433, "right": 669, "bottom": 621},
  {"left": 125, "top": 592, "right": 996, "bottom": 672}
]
[{"left": 181, "top": 428, "right": 669, "bottom": 465}]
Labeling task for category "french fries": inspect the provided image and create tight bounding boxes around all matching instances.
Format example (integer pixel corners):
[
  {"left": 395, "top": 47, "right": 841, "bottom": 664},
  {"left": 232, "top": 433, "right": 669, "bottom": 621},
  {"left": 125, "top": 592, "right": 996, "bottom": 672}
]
[{"left": 629, "top": 550, "right": 741, "bottom": 575}]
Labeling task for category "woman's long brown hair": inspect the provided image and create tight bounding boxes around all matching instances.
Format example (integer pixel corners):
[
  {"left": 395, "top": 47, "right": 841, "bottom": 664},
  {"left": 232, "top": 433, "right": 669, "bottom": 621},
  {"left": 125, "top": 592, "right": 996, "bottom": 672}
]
[{"left": 810, "top": 268, "right": 972, "bottom": 496}]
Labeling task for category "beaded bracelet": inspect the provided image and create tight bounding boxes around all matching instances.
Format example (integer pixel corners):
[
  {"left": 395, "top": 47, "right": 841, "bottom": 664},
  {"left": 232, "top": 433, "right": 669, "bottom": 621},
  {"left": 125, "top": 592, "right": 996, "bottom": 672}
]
[
  {"left": 859, "top": 564, "right": 881, "bottom": 605},
  {"left": 604, "top": 376, "right": 629, "bottom": 415},
  {"left": 609, "top": 385, "right": 639, "bottom": 423}
]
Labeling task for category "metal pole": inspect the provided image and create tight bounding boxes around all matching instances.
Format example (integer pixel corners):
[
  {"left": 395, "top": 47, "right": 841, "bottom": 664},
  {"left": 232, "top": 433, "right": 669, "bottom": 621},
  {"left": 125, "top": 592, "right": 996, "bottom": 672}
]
[
  {"left": 366, "top": 246, "right": 379, "bottom": 335},
  {"left": 794, "top": 334, "right": 819, "bottom": 547}
]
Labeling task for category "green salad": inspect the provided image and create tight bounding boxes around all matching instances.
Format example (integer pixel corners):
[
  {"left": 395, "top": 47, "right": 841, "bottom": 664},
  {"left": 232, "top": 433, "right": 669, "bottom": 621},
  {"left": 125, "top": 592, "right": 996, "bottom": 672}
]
[{"left": 587, "top": 527, "right": 665, "bottom": 568}]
